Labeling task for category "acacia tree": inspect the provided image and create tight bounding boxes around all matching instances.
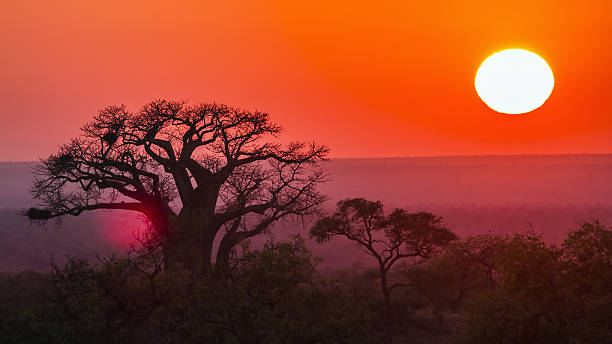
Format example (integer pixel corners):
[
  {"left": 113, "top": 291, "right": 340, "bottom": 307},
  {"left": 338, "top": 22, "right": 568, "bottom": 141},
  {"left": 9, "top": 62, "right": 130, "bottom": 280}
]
[
  {"left": 26, "top": 100, "right": 328, "bottom": 269},
  {"left": 310, "top": 198, "right": 457, "bottom": 343}
]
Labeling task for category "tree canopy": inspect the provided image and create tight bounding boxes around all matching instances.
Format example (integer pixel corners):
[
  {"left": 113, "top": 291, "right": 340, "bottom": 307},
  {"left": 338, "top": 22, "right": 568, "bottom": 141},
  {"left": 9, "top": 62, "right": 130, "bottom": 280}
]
[{"left": 27, "top": 100, "right": 329, "bottom": 268}]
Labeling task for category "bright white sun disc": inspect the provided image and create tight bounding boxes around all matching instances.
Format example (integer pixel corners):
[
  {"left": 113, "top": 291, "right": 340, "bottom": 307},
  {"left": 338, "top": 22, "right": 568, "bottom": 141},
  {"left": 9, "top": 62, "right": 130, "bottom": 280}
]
[{"left": 475, "top": 49, "right": 554, "bottom": 114}]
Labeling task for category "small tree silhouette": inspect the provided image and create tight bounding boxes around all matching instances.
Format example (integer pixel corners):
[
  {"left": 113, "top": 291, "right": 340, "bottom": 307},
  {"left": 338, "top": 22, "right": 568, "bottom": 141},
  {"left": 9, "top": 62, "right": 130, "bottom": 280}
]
[
  {"left": 310, "top": 198, "right": 457, "bottom": 343},
  {"left": 26, "top": 100, "right": 328, "bottom": 270}
]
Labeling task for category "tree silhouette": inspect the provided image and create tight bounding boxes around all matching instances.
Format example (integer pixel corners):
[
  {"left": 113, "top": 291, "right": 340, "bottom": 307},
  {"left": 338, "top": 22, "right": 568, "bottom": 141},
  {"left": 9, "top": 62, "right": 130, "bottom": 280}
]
[
  {"left": 310, "top": 198, "right": 457, "bottom": 343},
  {"left": 26, "top": 100, "right": 328, "bottom": 269}
]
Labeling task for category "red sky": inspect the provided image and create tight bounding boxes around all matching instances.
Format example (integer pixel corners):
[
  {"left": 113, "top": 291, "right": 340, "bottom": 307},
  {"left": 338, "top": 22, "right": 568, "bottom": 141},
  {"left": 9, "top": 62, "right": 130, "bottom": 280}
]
[{"left": 1, "top": 0, "right": 611, "bottom": 160}]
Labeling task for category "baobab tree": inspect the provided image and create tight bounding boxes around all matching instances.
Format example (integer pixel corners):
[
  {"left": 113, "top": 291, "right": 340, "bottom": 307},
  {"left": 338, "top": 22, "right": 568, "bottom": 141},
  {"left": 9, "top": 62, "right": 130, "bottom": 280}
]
[
  {"left": 310, "top": 198, "right": 457, "bottom": 343},
  {"left": 26, "top": 100, "right": 328, "bottom": 269}
]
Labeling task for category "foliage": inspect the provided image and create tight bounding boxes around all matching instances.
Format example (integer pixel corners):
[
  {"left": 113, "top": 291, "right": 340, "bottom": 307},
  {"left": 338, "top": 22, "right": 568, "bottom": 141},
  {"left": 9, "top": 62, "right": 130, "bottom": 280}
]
[
  {"left": 0, "top": 270, "right": 50, "bottom": 344},
  {"left": 3, "top": 215, "right": 612, "bottom": 343},
  {"left": 0, "top": 236, "right": 374, "bottom": 344},
  {"left": 454, "top": 222, "right": 612, "bottom": 344}
]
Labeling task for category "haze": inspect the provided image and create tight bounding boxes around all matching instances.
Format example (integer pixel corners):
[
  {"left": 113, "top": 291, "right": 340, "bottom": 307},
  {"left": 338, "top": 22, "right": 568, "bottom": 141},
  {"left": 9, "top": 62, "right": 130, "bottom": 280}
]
[{"left": 3, "top": 155, "right": 612, "bottom": 271}]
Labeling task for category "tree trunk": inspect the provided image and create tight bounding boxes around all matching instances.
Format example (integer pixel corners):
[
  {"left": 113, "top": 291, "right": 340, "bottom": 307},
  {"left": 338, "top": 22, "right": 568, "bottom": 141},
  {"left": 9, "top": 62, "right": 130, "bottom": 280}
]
[
  {"left": 215, "top": 237, "right": 234, "bottom": 271},
  {"left": 162, "top": 185, "right": 221, "bottom": 271},
  {"left": 380, "top": 267, "right": 394, "bottom": 344},
  {"left": 215, "top": 232, "right": 247, "bottom": 272},
  {"left": 165, "top": 209, "right": 217, "bottom": 271}
]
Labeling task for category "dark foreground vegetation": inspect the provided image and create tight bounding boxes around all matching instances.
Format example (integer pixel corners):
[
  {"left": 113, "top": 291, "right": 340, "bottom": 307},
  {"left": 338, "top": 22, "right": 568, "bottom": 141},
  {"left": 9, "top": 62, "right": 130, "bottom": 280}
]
[{"left": 1, "top": 215, "right": 610, "bottom": 343}]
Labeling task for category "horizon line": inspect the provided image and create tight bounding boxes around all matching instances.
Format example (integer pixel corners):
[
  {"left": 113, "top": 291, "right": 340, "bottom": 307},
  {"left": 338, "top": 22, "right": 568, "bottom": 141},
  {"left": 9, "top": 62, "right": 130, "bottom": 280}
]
[
  {"left": 3, "top": 152, "right": 612, "bottom": 163},
  {"left": 331, "top": 152, "right": 612, "bottom": 160}
]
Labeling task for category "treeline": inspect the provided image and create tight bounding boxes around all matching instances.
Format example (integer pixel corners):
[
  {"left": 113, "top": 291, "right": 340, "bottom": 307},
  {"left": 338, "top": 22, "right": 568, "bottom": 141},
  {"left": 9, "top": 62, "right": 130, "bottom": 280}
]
[{"left": 1, "top": 200, "right": 611, "bottom": 343}]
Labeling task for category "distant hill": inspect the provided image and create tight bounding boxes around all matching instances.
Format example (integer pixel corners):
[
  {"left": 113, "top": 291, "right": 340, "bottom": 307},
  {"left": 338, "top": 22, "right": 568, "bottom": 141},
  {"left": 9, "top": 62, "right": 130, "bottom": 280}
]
[
  {"left": 324, "top": 154, "right": 612, "bottom": 207},
  {"left": 2, "top": 155, "right": 612, "bottom": 272}
]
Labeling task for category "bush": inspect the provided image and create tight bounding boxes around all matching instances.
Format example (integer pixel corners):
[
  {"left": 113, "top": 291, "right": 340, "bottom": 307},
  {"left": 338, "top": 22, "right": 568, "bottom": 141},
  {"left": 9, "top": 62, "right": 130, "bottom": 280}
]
[
  {"left": 458, "top": 222, "right": 612, "bottom": 344},
  {"left": 0, "top": 236, "right": 375, "bottom": 344}
]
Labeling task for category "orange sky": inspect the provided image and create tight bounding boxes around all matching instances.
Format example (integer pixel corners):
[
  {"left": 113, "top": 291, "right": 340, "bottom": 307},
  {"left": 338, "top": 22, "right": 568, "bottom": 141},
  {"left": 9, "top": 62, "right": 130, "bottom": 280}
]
[{"left": 1, "top": 0, "right": 611, "bottom": 160}]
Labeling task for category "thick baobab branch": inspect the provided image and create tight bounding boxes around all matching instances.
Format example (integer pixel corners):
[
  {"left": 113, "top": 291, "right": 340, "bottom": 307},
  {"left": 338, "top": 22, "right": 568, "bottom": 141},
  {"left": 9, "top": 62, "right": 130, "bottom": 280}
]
[{"left": 24, "top": 201, "right": 147, "bottom": 220}]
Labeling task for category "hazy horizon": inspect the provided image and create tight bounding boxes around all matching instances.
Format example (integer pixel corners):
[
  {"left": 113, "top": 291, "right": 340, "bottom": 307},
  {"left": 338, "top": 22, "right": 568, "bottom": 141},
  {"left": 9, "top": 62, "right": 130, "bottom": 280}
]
[
  {"left": 4, "top": 152, "right": 612, "bottom": 163},
  {"left": 3, "top": 154, "right": 611, "bottom": 272}
]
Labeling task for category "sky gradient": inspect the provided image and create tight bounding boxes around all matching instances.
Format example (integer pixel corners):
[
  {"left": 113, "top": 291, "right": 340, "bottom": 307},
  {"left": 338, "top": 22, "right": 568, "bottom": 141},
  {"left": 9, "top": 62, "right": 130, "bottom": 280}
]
[{"left": 1, "top": 0, "right": 611, "bottom": 160}]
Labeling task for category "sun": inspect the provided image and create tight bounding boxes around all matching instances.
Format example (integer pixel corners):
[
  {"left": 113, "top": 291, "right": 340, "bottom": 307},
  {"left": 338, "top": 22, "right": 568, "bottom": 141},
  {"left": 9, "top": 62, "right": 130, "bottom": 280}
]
[{"left": 475, "top": 49, "right": 554, "bottom": 114}]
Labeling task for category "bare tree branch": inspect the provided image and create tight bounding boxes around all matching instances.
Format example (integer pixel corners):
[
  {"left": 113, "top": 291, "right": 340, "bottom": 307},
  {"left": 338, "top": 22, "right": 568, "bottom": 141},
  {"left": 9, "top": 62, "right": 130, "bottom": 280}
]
[{"left": 27, "top": 99, "right": 329, "bottom": 269}]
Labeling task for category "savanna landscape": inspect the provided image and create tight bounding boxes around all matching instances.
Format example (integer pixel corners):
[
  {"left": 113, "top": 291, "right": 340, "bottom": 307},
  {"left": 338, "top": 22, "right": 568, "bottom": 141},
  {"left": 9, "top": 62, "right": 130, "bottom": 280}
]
[{"left": 1, "top": 1, "right": 611, "bottom": 343}]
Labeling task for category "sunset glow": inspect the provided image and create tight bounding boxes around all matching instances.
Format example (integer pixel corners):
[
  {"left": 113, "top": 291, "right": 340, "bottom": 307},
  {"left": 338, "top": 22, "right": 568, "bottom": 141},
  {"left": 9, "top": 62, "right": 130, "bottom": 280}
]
[{"left": 0, "top": 1, "right": 611, "bottom": 157}]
